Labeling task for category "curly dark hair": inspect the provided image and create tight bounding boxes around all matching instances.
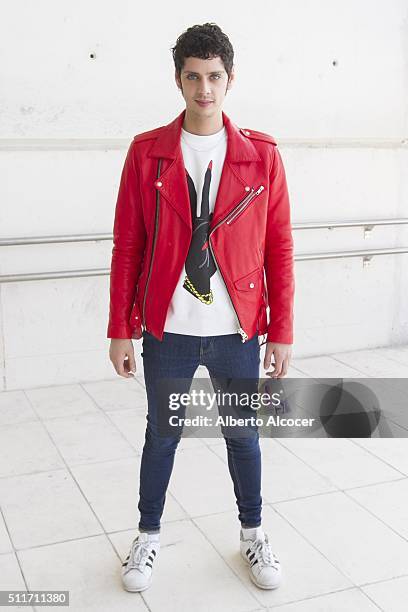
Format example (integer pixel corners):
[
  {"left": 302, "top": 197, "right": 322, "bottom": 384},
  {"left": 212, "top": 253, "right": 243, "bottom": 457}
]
[{"left": 171, "top": 22, "right": 234, "bottom": 80}]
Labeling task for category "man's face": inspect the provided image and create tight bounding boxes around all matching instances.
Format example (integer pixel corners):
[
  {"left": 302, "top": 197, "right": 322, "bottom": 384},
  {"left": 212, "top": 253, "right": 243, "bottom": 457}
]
[{"left": 175, "top": 55, "right": 234, "bottom": 118}]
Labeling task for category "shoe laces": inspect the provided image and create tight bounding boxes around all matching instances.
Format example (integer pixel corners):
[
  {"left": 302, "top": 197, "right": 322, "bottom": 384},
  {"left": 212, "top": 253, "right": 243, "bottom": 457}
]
[
  {"left": 127, "top": 538, "right": 152, "bottom": 571},
  {"left": 249, "top": 535, "right": 275, "bottom": 567}
]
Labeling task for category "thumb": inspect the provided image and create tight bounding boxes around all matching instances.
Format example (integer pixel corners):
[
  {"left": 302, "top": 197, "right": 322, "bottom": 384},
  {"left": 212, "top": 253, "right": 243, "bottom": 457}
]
[
  {"left": 127, "top": 350, "right": 137, "bottom": 374},
  {"left": 264, "top": 345, "right": 273, "bottom": 370}
]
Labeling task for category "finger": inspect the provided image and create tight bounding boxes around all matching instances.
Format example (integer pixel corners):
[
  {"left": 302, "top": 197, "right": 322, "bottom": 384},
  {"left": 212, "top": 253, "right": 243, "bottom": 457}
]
[
  {"left": 263, "top": 347, "right": 273, "bottom": 369},
  {"left": 128, "top": 353, "right": 137, "bottom": 375},
  {"left": 266, "top": 364, "right": 278, "bottom": 378},
  {"left": 270, "top": 359, "right": 283, "bottom": 378},
  {"left": 123, "top": 357, "right": 135, "bottom": 377},
  {"left": 116, "top": 363, "right": 127, "bottom": 378},
  {"left": 279, "top": 358, "right": 289, "bottom": 377},
  {"left": 266, "top": 370, "right": 281, "bottom": 378},
  {"left": 117, "top": 358, "right": 132, "bottom": 378},
  {"left": 115, "top": 363, "right": 126, "bottom": 376}
]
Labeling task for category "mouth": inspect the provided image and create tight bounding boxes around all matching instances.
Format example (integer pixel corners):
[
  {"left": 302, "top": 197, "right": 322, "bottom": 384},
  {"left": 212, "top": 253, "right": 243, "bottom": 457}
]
[{"left": 195, "top": 99, "right": 214, "bottom": 107}]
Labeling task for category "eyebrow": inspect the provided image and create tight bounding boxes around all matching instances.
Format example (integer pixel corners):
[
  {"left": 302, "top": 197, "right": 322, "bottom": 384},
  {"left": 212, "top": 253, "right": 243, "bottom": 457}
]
[{"left": 182, "top": 70, "right": 224, "bottom": 75}]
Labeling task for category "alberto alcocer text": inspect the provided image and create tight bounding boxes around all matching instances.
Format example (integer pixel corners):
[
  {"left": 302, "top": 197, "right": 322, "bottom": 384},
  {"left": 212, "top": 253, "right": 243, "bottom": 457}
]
[{"left": 168, "top": 415, "right": 316, "bottom": 428}]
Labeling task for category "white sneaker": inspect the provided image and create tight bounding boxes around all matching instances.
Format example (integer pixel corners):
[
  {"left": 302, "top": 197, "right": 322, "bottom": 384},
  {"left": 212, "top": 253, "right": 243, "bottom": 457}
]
[
  {"left": 240, "top": 527, "right": 281, "bottom": 589},
  {"left": 121, "top": 532, "right": 160, "bottom": 592}
]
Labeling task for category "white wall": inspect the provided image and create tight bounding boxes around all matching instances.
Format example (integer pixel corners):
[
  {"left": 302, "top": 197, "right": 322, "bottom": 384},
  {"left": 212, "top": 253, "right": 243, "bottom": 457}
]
[{"left": 0, "top": 0, "right": 407, "bottom": 390}]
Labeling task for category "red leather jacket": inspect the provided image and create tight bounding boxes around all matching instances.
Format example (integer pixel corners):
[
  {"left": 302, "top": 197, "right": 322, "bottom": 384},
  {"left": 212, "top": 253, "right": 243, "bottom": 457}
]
[{"left": 107, "top": 109, "right": 295, "bottom": 345}]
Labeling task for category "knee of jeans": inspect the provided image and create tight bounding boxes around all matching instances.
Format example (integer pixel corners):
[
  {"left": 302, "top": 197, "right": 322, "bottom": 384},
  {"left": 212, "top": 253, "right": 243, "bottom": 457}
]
[
  {"left": 145, "top": 423, "right": 181, "bottom": 451},
  {"left": 224, "top": 431, "right": 260, "bottom": 448}
]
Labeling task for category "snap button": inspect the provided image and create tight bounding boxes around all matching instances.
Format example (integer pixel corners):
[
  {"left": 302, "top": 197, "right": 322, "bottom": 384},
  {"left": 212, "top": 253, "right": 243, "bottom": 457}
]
[
  {"left": 155, "top": 181, "right": 162, "bottom": 187},
  {"left": 249, "top": 282, "right": 255, "bottom": 288},
  {"left": 245, "top": 185, "right": 250, "bottom": 191}
]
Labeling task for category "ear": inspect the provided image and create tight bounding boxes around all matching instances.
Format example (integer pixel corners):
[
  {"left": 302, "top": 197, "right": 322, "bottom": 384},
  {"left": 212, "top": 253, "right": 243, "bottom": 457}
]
[
  {"left": 175, "top": 69, "right": 182, "bottom": 90},
  {"left": 227, "top": 65, "right": 235, "bottom": 90}
]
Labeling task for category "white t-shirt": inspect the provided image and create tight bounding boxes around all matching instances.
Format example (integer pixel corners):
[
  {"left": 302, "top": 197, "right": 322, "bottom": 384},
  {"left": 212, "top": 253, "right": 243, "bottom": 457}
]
[{"left": 163, "top": 125, "right": 239, "bottom": 336}]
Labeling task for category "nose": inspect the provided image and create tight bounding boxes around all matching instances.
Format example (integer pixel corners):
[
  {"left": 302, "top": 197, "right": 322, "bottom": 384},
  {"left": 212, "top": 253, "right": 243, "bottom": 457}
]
[{"left": 198, "top": 78, "right": 212, "bottom": 95}]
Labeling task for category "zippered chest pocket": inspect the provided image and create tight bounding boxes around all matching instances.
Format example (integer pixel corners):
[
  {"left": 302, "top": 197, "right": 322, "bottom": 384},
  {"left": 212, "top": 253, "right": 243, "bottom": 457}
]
[{"left": 225, "top": 184, "right": 265, "bottom": 226}]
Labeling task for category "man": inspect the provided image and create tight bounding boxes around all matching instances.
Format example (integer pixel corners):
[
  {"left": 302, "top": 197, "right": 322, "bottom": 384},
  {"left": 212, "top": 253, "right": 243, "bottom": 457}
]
[{"left": 108, "top": 22, "right": 294, "bottom": 593}]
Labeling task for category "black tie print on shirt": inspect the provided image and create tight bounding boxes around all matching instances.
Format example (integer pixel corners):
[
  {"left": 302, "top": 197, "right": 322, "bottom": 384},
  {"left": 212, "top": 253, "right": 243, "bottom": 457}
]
[{"left": 183, "top": 161, "right": 217, "bottom": 304}]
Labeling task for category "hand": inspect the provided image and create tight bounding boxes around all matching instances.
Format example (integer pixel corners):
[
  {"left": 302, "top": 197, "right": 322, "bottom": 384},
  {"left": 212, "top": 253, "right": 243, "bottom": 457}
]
[
  {"left": 264, "top": 342, "right": 292, "bottom": 378},
  {"left": 183, "top": 168, "right": 216, "bottom": 303},
  {"left": 109, "top": 339, "right": 136, "bottom": 378}
]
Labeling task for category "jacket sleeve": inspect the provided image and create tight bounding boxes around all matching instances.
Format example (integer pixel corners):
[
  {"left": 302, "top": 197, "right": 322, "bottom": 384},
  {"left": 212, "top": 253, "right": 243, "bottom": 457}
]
[
  {"left": 107, "top": 140, "right": 146, "bottom": 339},
  {"left": 264, "top": 146, "right": 295, "bottom": 344}
]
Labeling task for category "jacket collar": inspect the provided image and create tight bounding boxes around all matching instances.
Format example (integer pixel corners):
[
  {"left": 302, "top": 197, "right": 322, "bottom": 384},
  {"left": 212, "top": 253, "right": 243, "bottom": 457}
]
[
  {"left": 148, "top": 108, "right": 261, "bottom": 162},
  {"left": 146, "top": 109, "right": 262, "bottom": 230}
]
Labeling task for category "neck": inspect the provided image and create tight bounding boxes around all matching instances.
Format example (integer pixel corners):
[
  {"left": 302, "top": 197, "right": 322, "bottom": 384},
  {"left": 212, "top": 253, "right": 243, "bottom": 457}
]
[{"left": 182, "top": 108, "right": 224, "bottom": 135}]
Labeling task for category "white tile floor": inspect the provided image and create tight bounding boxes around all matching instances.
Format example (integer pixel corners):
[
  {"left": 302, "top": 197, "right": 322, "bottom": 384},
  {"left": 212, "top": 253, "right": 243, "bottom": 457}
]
[{"left": 0, "top": 344, "right": 408, "bottom": 612}]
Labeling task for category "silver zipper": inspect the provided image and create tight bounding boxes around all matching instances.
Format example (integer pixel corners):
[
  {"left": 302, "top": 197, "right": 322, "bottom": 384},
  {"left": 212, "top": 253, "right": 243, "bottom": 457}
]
[
  {"left": 208, "top": 188, "right": 263, "bottom": 343},
  {"left": 208, "top": 228, "right": 248, "bottom": 342},
  {"left": 225, "top": 185, "right": 264, "bottom": 225},
  {"left": 207, "top": 184, "right": 265, "bottom": 342},
  {"left": 142, "top": 160, "right": 162, "bottom": 329}
]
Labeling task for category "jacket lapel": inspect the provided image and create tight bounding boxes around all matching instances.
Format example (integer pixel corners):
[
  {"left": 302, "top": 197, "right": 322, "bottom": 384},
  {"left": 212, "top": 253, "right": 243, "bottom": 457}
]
[{"left": 147, "top": 108, "right": 261, "bottom": 230}]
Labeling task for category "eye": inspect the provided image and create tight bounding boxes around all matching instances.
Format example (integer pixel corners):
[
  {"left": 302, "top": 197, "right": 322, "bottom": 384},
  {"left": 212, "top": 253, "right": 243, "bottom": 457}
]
[{"left": 185, "top": 74, "right": 222, "bottom": 80}]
